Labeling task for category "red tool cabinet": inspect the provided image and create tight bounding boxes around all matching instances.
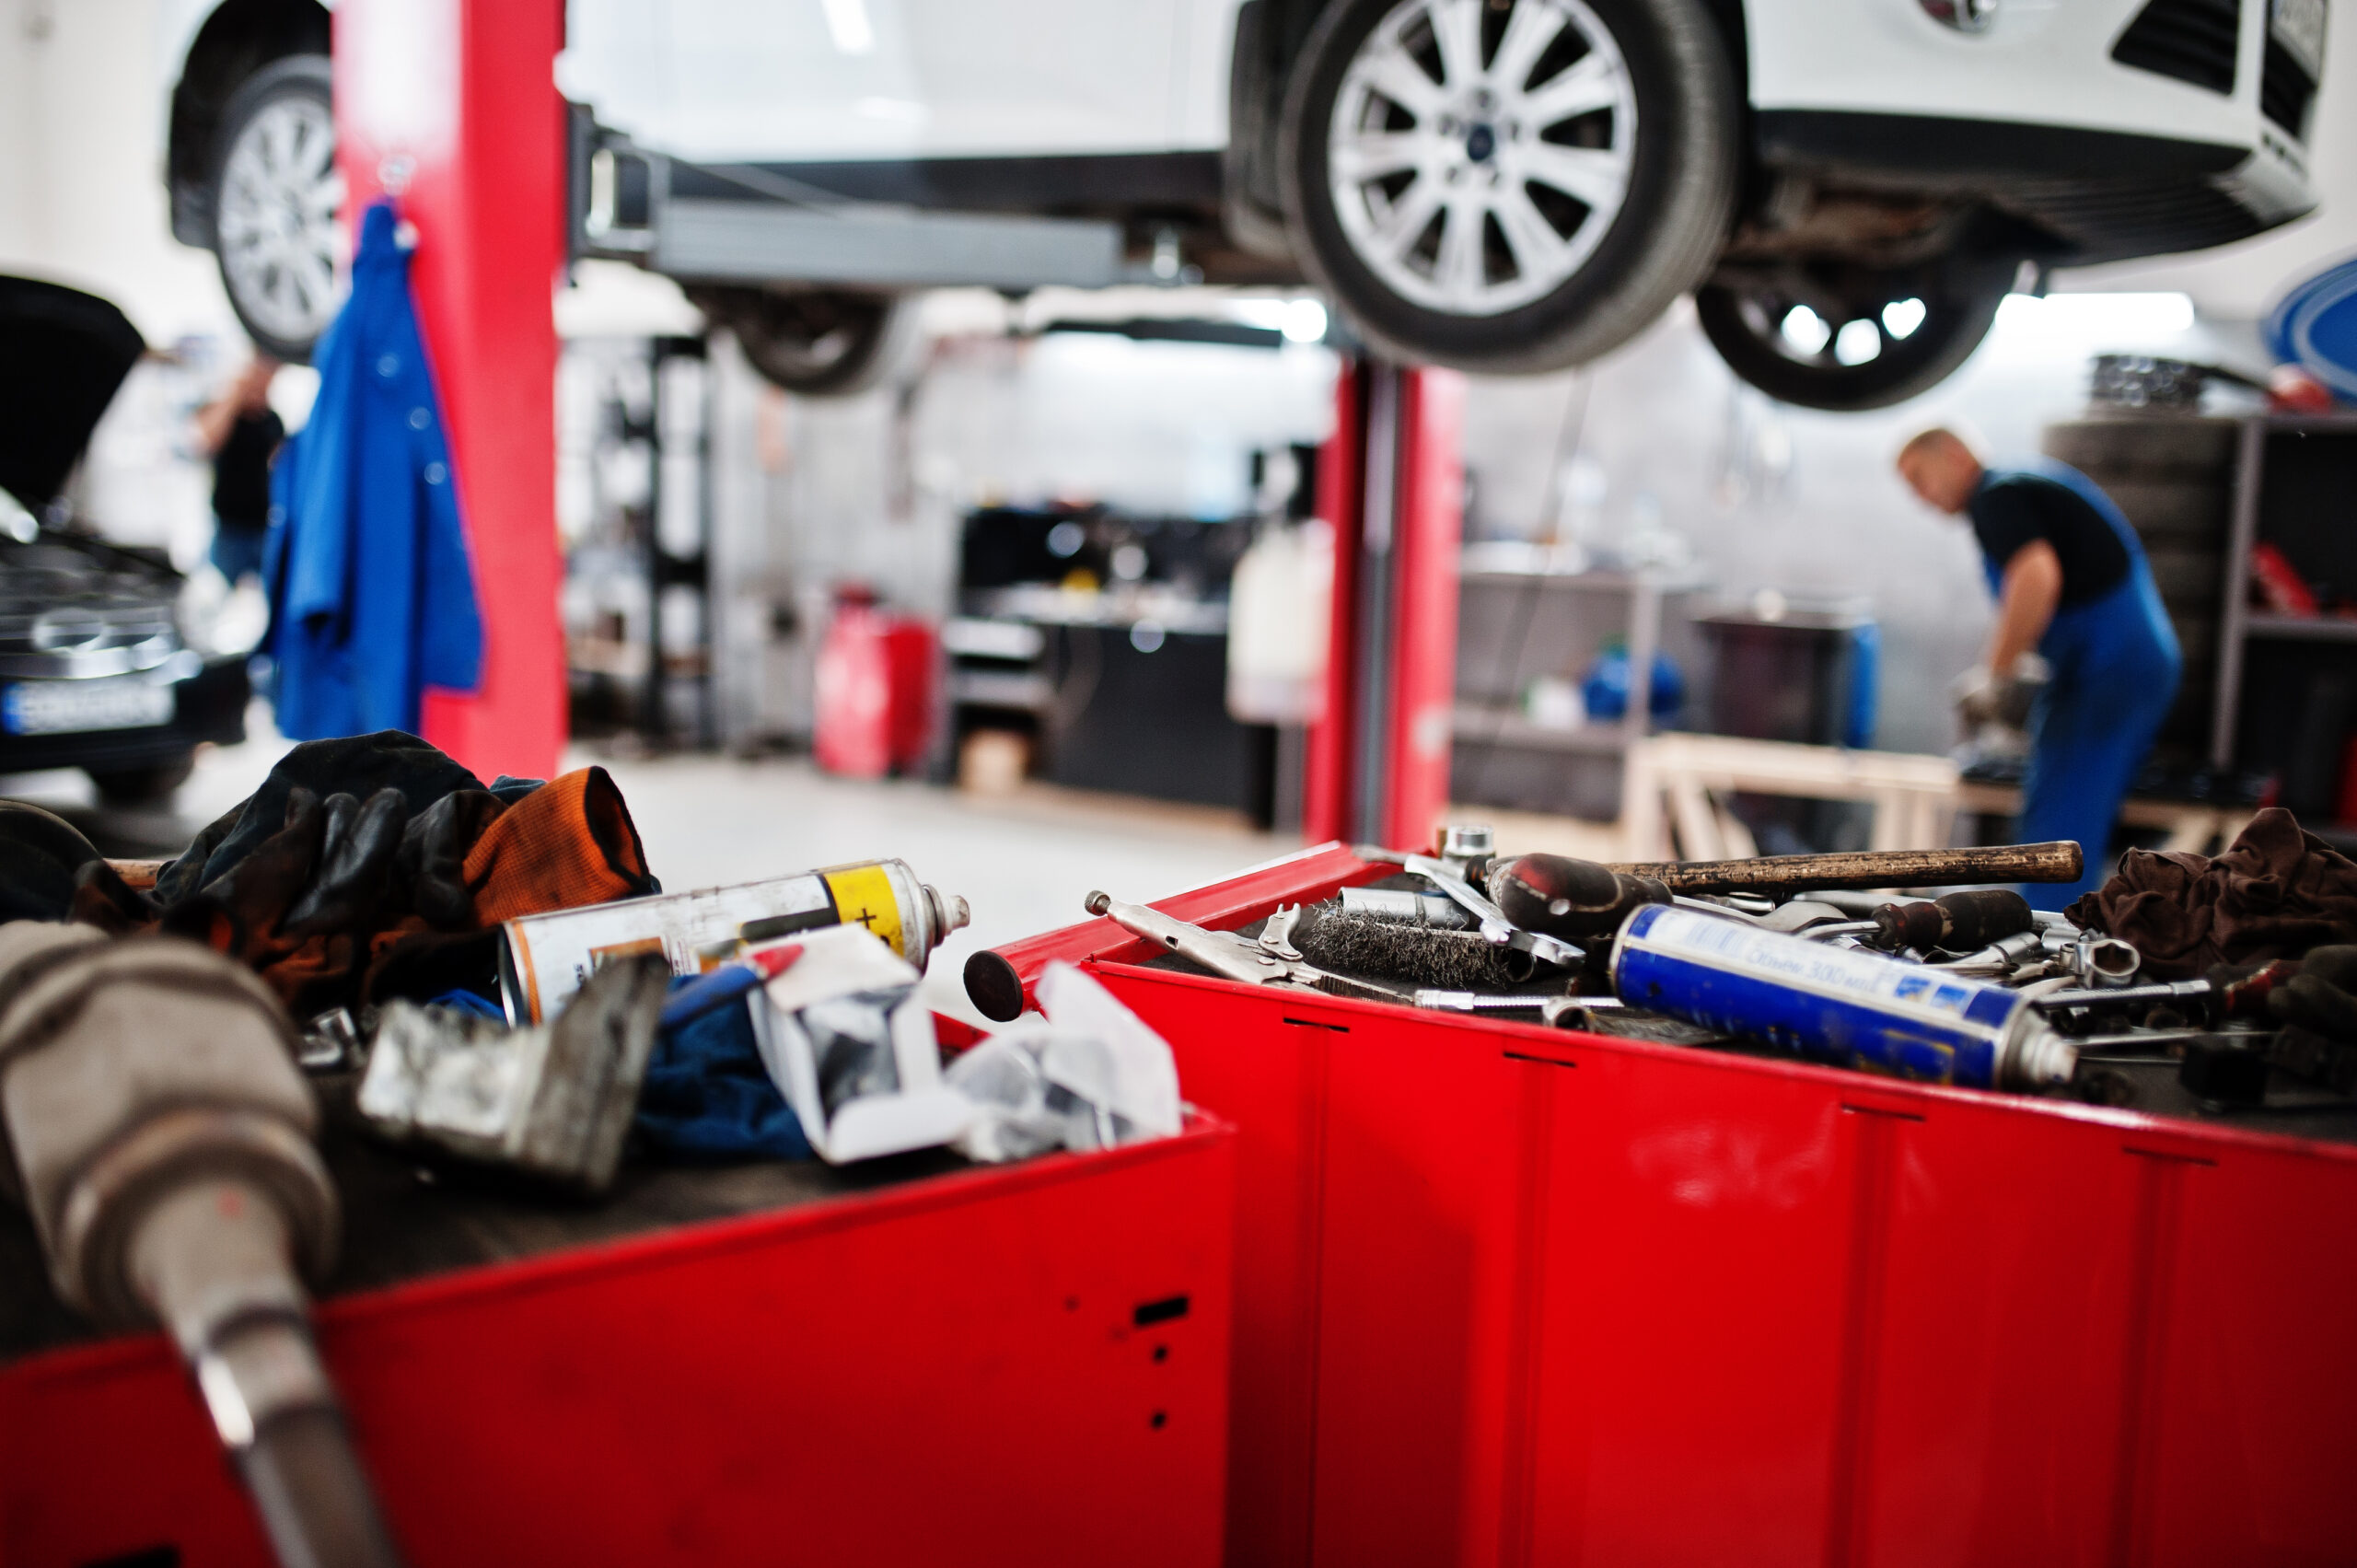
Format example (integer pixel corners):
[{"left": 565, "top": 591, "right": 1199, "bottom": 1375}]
[
  {"left": 995, "top": 844, "right": 2357, "bottom": 1568},
  {"left": 0, "top": 1119, "right": 1235, "bottom": 1568}
]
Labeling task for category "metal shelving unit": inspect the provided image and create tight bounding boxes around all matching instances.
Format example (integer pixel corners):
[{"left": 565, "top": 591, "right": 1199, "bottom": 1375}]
[
  {"left": 2210, "top": 413, "right": 2357, "bottom": 768},
  {"left": 1449, "top": 565, "right": 1706, "bottom": 820},
  {"left": 1450, "top": 567, "right": 1701, "bottom": 750}
]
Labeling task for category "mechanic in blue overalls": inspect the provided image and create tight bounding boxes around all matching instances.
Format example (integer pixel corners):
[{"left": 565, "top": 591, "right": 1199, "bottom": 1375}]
[{"left": 1898, "top": 427, "right": 2181, "bottom": 910}]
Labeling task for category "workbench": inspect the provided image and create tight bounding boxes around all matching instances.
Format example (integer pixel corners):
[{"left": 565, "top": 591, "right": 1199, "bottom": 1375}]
[{"left": 0, "top": 1088, "right": 1236, "bottom": 1568}]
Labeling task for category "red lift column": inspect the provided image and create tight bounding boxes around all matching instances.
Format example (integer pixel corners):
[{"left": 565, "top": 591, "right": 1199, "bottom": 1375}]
[
  {"left": 334, "top": 0, "right": 568, "bottom": 783},
  {"left": 1304, "top": 364, "right": 1467, "bottom": 851}
]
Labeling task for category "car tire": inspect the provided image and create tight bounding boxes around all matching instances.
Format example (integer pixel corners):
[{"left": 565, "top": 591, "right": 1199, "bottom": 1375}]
[
  {"left": 211, "top": 55, "right": 341, "bottom": 364},
  {"left": 1278, "top": 0, "right": 1737, "bottom": 374},
  {"left": 1695, "top": 263, "right": 2010, "bottom": 412},
  {"left": 693, "top": 287, "right": 919, "bottom": 398},
  {"left": 87, "top": 754, "right": 196, "bottom": 807}
]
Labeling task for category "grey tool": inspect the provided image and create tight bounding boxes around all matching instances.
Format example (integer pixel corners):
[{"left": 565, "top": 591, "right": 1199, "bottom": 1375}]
[
  {"left": 1259, "top": 903, "right": 1306, "bottom": 961},
  {"left": 1412, "top": 990, "right": 1622, "bottom": 1028},
  {"left": 1086, "top": 891, "right": 1399, "bottom": 1002},
  {"left": 2033, "top": 979, "right": 2216, "bottom": 1013},
  {"left": 1356, "top": 847, "right": 1584, "bottom": 970}
]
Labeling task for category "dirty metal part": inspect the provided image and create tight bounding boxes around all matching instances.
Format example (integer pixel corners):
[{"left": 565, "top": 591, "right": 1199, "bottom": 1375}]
[
  {"left": 358, "top": 953, "right": 668, "bottom": 1192},
  {"left": 1609, "top": 841, "right": 2083, "bottom": 895},
  {"left": 0, "top": 922, "right": 399, "bottom": 1568},
  {"left": 298, "top": 1007, "right": 366, "bottom": 1074}
]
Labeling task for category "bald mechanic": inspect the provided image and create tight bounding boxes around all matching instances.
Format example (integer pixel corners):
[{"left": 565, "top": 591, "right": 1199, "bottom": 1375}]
[{"left": 1898, "top": 428, "right": 2180, "bottom": 908}]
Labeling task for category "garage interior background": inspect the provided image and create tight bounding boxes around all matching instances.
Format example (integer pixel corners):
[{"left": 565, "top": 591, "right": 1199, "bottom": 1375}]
[{"left": 3, "top": 0, "right": 2353, "bottom": 780}]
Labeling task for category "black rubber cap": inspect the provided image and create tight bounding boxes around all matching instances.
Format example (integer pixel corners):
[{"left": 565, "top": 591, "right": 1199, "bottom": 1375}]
[
  {"left": 2179, "top": 1039, "right": 2270, "bottom": 1105},
  {"left": 964, "top": 949, "right": 1028, "bottom": 1022}
]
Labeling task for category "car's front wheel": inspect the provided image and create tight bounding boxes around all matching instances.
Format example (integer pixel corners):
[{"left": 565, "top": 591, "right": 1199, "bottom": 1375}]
[
  {"left": 691, "top": 287, "right": 919, "bottom": 398},
  {"left": 1695, "top": 261, "right": 2013, "bottom": 412},
  {"left": 1279, "top": 0, "right": 1737, "bottom": 374},
  {"left": 212, "top": 55, "right": 342, "bottom": 363}
]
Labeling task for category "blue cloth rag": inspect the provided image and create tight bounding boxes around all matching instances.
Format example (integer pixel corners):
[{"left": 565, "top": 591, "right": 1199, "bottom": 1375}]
[
  {"left": 265, "top": 199, "right": 483, "bottom": 738},
  {"left": 425, "top": 988, "right": 505, "bottom": 1021},
  {"left": 633, "top": 978, "right": 813, "bottom": 1162}
]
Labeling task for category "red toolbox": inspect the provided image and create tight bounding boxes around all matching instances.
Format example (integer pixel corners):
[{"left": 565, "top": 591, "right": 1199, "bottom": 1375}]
[
  {"left": 0, "top": 1113, "right": 1235, "bottom": 1567},
  {"left": 994, "top": 844, "right": 2357, "bottom": 1568}
]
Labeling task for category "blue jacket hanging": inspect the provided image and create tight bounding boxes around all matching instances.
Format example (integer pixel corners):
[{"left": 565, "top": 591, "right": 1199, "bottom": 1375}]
[{"left": 265, "top": 200, "right": 482, "bottom": 739}]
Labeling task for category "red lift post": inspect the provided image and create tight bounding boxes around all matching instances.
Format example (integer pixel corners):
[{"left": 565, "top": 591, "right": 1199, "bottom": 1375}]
[
  {"left": 1304, "top": 363, "right": 1467, "bottom": 853},
  {"left": 333, "top": 0, "right": 568, "bottom": 784}
]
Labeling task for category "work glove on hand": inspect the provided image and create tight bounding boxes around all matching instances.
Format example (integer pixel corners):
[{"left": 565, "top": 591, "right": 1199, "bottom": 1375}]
[{"left": 1951, "top": 666, "right": 2004, "bottom": 732}]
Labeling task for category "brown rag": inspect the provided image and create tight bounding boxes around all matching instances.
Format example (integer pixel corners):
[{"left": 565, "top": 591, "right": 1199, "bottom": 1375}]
[{"left": 2065, "top": 807, "right": 2357, "bottom": 979}]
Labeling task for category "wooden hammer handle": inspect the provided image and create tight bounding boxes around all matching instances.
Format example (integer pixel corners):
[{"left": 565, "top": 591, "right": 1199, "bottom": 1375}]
[{"left": 1609, "top": 841, "right": 2083, "bottom": 894}]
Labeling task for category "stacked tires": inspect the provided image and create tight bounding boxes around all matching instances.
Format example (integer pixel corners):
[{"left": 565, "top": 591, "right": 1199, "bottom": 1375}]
[{"left": 2039, "top": 416, "right": 2238, "bottom": 762}]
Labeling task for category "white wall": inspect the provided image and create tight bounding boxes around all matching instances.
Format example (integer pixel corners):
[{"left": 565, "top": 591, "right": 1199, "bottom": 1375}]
[{"left": 0, "top": 0, "right": 240, "bottom": 344}]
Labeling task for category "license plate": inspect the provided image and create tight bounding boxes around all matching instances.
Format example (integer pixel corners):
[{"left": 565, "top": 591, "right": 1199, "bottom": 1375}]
[
  {"left": 1, "top": 678, "right": 175, "bottom": 736},
  {"left": 2272, "top": 0, "right": 2327, "bottom": 79}
]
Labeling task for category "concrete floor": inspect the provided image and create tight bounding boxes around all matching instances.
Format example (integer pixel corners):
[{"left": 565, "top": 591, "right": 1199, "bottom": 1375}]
[{"left": 3, "top": 708, "right": 1291, "bottom": 1023}]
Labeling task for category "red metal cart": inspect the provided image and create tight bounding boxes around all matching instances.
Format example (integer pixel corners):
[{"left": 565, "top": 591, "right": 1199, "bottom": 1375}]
[
  {"left": 995, "top": 843, "right": 2357, "bottom": 1568},
  {"left": 0, "top": 1114, "right": 1235, "bottom": 1568}
]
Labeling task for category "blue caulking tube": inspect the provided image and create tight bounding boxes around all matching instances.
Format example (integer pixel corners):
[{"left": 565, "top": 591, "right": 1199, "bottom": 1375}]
[{"left": 1609, "top": 904, "right": 2078, "bottom": 1090}]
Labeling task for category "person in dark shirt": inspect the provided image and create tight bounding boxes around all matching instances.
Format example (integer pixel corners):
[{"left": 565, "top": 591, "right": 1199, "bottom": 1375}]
[
  {"left": 1899, "top": 426, "right": 2181, "bottom": 908},
  {"left": 195, "top": 355, "right": 284, "bottom": 584}
]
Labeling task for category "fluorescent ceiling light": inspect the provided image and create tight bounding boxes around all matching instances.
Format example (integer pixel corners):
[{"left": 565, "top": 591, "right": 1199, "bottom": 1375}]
[
  {"left": 821, "top": 0, "right": 876, "bottom": 54},
  {"left": 1994, "top": 292, "right": 2196, "bottom": 335}
]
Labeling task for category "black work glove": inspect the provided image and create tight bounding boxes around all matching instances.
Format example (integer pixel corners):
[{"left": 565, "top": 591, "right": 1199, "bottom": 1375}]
[
  {"left": 392, "top": 788, "right": 506, "bottom": 930},
  {"left": 159, "top": 786, "right": 331, "bottom": 957},
  {"left": 158, "top": 785, "right": 412, "bottom": 950},
  {"left": 2270, "top": 946, "right": 2357, "bottom": 1041},
  {"left": 281, "top": 786, "right": 411, "bottom": 935}
]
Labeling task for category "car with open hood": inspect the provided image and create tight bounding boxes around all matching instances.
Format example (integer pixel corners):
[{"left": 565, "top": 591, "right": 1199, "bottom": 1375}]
[{"left": 0, "top": 276, "right": 251, "bottom": 803}]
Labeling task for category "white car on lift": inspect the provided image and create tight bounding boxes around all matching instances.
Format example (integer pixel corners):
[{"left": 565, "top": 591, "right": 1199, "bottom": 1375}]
[{"left": 167, "top": 0, "right": 2325, "bottom": 410}]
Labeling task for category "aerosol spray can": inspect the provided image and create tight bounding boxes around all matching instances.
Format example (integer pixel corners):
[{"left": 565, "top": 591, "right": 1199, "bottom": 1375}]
[
  {"left": 498, "top": 859, "right": 970, "bottom": 1024},
  {"left": 1609, "top": 903, "right": 2077, "bottom": 1090}
]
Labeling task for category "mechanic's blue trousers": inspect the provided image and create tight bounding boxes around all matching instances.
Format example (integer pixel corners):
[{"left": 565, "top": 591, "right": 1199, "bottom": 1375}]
[{"left": 2003, "top": 564, "right": 2181, "bottom": 911}]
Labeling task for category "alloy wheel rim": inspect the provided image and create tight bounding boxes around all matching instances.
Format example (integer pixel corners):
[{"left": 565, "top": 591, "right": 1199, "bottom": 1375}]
[
  {"left": 1729, "top": 287, "right": 1934, "bottom": 374},
  {"left": 1326, "top": 0, "right": 1637, "bottom": 318},
  {"left": 216, "top": 95, "right": 344, "bottom": 347}
]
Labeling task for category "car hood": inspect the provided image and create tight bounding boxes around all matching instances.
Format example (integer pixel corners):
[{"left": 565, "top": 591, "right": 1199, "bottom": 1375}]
[{"left": 0, "top": 275, "right": 147, "bottom": 515}]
